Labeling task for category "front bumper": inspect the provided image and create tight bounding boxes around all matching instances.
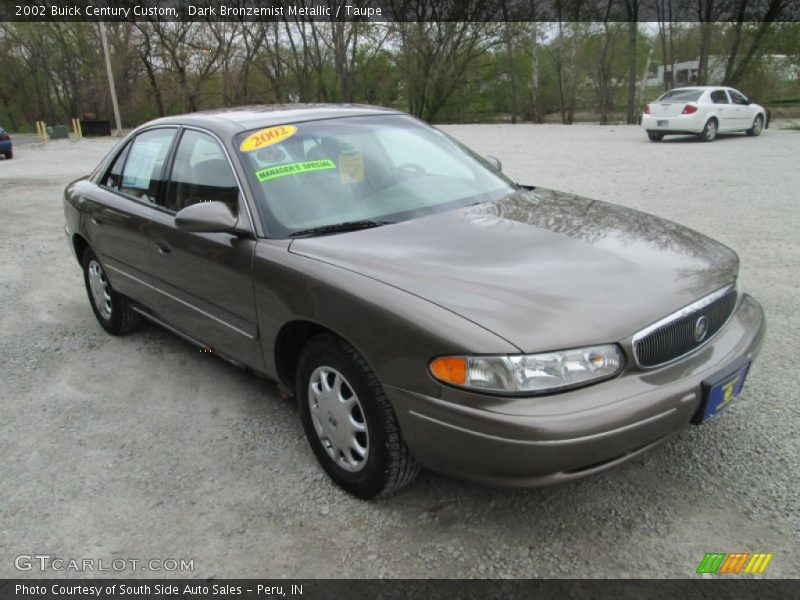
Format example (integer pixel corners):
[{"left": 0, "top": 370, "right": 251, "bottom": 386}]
[
  {"left": 642, "top": 113, "right": 706, "bottom": 134},
  {"left": 385, "top": 293, "right": 766, "bottom": 487}
]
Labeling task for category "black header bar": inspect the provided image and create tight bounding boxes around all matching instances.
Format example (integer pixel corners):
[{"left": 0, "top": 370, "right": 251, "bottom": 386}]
[{"left": 2, "top": 0, "right": 800, "bottom": 23}]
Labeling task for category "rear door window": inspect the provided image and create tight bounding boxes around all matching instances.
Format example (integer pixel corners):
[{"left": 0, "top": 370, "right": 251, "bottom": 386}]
[
  {"left": 119, "top": 128, "right": 177, "bottom": 203},
  {"left": 710, "top": 90, "right": 729, "bottom": 104}
]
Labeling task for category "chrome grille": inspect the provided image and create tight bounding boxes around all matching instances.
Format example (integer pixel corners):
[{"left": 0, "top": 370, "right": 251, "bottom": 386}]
[{"left": 633, "top": 285, "right": 738, "bottom": 368}]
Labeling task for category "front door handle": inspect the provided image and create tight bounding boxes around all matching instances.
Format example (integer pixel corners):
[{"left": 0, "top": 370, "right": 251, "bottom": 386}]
[
  {"left": 156, "top": 243, "right": 171, "bottom": 255},
  {"left": 91, "top": 216, "right": 103, "bottom": 225}
]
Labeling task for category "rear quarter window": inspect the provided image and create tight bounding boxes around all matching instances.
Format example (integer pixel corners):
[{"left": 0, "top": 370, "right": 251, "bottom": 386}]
[{"left": 101, "top": 142, "right": 131, "bottom": 189}]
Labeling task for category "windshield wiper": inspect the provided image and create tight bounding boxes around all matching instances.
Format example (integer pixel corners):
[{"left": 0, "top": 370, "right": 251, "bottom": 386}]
[{"left": 289, "top": 219, "right": 393, "bottom": 238}]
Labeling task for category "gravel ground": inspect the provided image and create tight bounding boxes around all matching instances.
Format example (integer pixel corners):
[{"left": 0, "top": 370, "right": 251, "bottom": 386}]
[{"left": 0, "top": 125, "right": 797, "bottom": 579}]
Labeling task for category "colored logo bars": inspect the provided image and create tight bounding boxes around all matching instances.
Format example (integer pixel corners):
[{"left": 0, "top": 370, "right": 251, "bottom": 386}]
[{"left": 696, "top": 552, "right": 773, "bottom": 574}]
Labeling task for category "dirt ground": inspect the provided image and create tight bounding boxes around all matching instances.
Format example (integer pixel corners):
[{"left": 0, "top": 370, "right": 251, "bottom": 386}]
[{"left": 0, "top": 124, "right": 798, "bottom": 579}]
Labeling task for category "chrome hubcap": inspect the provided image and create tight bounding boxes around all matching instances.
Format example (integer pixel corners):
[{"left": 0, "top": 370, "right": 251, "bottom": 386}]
[
  {"left": 706, "top": 122, "right": 717, "bottom": 139},
  {"left": 754, "top": 118, "right": 762, "bottom": 134},
  {"left": 308, "top": 366, "right": 368, "bottom": 472},
  {"left": 88, "top": 260, "right": 112, "bottom": 320}
]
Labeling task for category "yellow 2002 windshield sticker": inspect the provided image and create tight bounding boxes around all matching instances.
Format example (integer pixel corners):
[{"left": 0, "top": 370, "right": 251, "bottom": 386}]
[
  {"left": 255, "top": 159, "right": 336, "bottom": 182},
  {"left": 240, "top": 125, "right": 297, "bottom": 152}
]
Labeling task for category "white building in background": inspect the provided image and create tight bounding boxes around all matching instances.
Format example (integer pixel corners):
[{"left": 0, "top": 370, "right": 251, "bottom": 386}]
[{"left": 644, "top": 55, "right": 798, "bottom": 87}]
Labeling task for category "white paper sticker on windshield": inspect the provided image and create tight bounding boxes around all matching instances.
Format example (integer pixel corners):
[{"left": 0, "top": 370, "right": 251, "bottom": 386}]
[{"left": 339, "top": 150, "right": 365, "bottom": 184}]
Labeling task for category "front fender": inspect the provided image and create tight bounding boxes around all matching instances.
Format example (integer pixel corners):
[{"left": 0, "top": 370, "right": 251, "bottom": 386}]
[{"left": 252, "top": 239, "right": 520, "bottom": 397}]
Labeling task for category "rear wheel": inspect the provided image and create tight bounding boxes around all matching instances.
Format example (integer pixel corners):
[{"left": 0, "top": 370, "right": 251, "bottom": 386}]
[
  {"left": 82, "top": 249, "right": 142, "bottom": 335},
  {"left": 3, "top": 150, "right": 11, "bottom": 159},
  {"left": 699, "top": 118, "right": 718, "bottom": 142},
  {"left": 647, "top": 132, "right": 664, "bottom": 142},
  {"left": 296, "top": 333, "right": 420, "bottom": 499},
  {"left": 746, "top": 115, "right": 763, "bottom": 137}
]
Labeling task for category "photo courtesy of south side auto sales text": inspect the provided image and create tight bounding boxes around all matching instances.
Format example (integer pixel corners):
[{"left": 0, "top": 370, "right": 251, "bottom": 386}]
[
  {"left": 14, "top": 584, "right": 304, "bottom": 597},
  {"left": 36, "top": 3, "right": 383, "bottom": 18}
]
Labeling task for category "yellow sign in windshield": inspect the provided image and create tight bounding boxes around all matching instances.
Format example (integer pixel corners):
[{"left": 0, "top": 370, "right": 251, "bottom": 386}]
[
  {"left": 255, "top": 159, "right": 336, "bottom": 182},
  {"left": 240, "top": 125, "right": 297, "bottom": 152}
]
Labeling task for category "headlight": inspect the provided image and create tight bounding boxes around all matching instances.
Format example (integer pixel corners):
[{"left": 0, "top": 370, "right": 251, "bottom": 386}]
[{"left": 429, "top": 345, "right": 623, "bottom": 395}]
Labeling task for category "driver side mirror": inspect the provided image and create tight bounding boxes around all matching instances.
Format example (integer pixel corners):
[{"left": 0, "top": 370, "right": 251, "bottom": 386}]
[
  {"left": 175, "top": 201, "right": 242, "bottom": 234},
  {"left": 484, "top": 155, "right": 502, "bottom": 172}
]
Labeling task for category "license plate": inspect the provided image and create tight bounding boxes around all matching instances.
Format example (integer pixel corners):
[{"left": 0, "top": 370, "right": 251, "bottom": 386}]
[
  {"left": 657, "top": 120, "right": 668, "bottom": 127},
  {"left": 694, "top": 358, "right": 751, "bottom": 424}
]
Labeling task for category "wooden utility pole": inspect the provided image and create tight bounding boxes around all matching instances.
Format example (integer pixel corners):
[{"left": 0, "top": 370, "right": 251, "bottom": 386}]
[{"left": 99, "top": 22, "right": 122, "bottom": 135}]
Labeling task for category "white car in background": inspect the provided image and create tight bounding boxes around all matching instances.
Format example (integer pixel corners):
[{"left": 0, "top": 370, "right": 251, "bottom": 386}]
[{"left": 642, "top": 86, "right": 766, "bottom": 142}]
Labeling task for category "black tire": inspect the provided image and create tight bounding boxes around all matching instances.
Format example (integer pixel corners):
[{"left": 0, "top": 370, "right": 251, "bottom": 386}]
[
  {"left": 81, "top": 249, "right": 142, "bottom": 335},
  {"left": 746, "top": 114, "right": 764, "bottom": 137},
  {"left": 3, "top": 150, "right": 11, "bottom": 159},
  {"left": 296, "top": 333, "right": 420, "bottom": 499},
  {"left": 699, "top": 118, "right": 718, "bottom": 142},
  {"left": 647, "top": 131, "right": 664, "bottom": 142}
]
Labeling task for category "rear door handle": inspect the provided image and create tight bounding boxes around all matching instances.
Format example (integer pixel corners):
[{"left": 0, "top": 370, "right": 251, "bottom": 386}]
[
  {"left": 156, "top": 243, "right": 171, "bottom": 255},
  {"left": 91, "top": 216, "right": 102, "bottom": 225}
]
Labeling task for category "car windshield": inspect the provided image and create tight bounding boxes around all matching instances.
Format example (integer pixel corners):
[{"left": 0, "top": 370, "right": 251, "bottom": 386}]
[
  {"left": 236, "top": 114, "right": 518, "bottom": 237},
  {"left": 657, "top": 89, "right": 703, "bottom": 102}
]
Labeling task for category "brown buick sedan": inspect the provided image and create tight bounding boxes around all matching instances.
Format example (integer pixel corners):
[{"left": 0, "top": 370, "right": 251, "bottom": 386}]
[{"left": 63, "top": 105, "right": 765, "bottom": 498}]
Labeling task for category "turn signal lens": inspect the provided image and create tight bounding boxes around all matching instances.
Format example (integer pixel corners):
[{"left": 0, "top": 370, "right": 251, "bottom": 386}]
[
  {"left": 682, "top": 104, "right": 698, "bottom": 114},
  {"left": 430, "top": 357, "right": 467, "bottom": 385},
  {"left": 429, "top": 345, "right": 623, "bottom": 395}
]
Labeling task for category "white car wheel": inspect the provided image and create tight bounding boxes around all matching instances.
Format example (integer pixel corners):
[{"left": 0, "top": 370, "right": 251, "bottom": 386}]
[
  {"left": 700, "top": 119, "right": 718, "bottom": 142},
  {"left": 746, "top": 115, "right": 763, "bottom": 137}
]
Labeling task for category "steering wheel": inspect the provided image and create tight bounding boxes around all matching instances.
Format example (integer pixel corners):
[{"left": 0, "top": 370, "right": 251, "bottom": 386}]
[{"left": 376, "top": 162, "right": 427, "bottom": 189}]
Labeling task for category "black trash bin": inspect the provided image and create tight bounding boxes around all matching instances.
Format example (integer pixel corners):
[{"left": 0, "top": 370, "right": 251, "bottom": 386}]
[{"left": 80, "top": 113, "right": 112, "bottom": 137}]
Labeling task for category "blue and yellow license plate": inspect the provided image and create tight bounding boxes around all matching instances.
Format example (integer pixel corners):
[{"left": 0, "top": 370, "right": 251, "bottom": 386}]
[{"left": 695, "top": 359, "right": 750, "bottom": 424}]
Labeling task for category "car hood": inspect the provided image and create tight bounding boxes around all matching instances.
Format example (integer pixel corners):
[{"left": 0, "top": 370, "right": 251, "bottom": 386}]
[{"left": 289, "top": 188, "right": 738, "bottom": 352}]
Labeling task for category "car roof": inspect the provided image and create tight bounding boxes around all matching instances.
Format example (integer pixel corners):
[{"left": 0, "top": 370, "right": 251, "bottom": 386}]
[
  {"left": 667, "top": 86, "right": 738, "bottom": 91},
  {"left": 142, "top": 104, "right": 404, "bottom": 137}
]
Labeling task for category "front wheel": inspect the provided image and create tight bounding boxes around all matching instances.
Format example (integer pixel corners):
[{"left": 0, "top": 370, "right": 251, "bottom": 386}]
[
  {"left": 699, "top": 119, "right": 718, "bottom": 142},
  {"left": 296, "top": 334, "right": 420, "bottom": 499},
  {"left": 647, "top": 132, "right": 664, "bottom": 142},
  {"left": 82, "top": 249, "right": 142, "bottom": 335},
  {"left": 746, "top": 115, "right": 764, "bottom": 136}
]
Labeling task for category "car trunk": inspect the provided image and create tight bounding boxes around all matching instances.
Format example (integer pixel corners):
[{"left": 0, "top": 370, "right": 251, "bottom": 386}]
[{"left": 648, "top": 102, "right": 690, "bottom": 117}]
